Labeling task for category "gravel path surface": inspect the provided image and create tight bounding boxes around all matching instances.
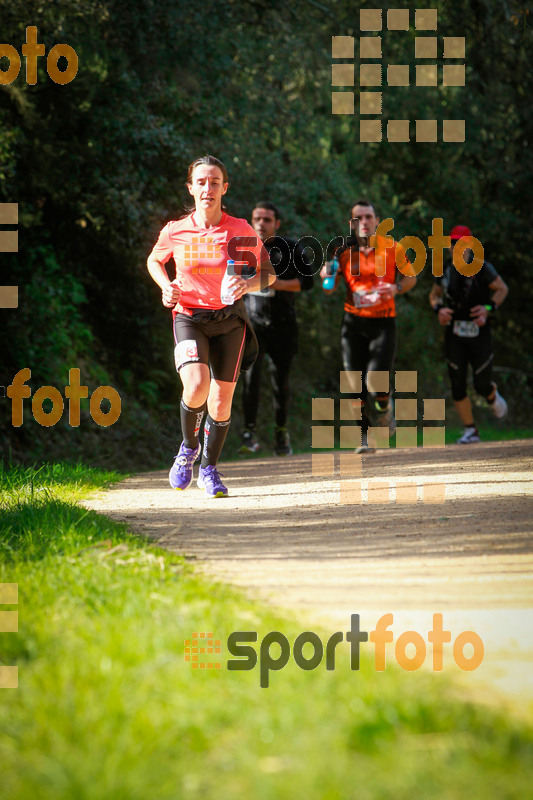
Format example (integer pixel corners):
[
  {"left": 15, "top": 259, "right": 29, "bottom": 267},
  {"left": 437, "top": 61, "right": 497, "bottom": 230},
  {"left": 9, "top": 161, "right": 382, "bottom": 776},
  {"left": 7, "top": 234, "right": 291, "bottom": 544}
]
[{"left": 85, "top": 439, "right": 533, "bottom": 705}]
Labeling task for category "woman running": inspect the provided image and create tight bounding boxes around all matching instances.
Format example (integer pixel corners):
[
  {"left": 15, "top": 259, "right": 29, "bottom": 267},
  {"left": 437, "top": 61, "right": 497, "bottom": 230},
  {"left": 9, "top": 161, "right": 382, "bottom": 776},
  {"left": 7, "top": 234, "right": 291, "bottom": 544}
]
[{"left": 147, "top": 155, "right": 275, "bottom": 497}]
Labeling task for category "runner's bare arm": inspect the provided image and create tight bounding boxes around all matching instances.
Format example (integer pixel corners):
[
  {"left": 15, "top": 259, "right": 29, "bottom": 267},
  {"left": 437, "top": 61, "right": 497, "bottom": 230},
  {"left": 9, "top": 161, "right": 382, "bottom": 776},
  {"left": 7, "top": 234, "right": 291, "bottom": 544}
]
[
  {"left": 147, "top": 253, "right": 180, "bottom": 307},
  {"left": 488, "top": 275, "right": 508, "bottom": 307},
  {"left": 429, "top": 283, "right": 443, "bottom": 307},
  {"left": 470, "top": 275, "right": 508, "bottom": 326},
  {"left": 429, "top": 283, "right": 453, "bottom": 325},
  {"left": 395, "top": 275, "right": 416, "bottom": 295}
]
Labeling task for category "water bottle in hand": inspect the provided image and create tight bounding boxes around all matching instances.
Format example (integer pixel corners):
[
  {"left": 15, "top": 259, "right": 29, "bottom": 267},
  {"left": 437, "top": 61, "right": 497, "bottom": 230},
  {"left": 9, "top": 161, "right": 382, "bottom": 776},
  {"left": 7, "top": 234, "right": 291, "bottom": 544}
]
[
  {"left": 322, "top": 257, "right": 339, "bottom": 290},
  {"left": 221, "top": 259, "right": 236, "bottom": 305}
]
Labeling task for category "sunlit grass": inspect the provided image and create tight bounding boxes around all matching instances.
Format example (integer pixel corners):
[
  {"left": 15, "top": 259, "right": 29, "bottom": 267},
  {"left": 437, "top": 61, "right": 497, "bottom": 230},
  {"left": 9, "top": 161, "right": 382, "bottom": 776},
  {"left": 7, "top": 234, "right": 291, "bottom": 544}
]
[{"left": 0, "top": 463, "right": 532, "bottom": 799}]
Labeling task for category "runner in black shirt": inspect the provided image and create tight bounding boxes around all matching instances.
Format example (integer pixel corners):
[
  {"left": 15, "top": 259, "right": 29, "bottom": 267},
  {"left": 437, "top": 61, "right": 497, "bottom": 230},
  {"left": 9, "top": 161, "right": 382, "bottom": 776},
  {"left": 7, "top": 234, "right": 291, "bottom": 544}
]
[
  {"left": 429, "top": 225, "right": 509, "bottom": 443},
  {"left": 241, "top": 202, "right": 313, "bottom": 455}
]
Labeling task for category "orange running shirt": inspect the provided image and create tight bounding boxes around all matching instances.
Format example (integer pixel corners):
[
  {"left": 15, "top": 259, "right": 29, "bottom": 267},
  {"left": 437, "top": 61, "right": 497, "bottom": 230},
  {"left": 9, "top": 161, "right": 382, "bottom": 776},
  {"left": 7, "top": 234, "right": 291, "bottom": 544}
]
[
  {"left": 338, "top": 235, "right": 414, "bottom": 319},
  {"left": 150, "top": 212, "right": 271, "bottom": 316}
]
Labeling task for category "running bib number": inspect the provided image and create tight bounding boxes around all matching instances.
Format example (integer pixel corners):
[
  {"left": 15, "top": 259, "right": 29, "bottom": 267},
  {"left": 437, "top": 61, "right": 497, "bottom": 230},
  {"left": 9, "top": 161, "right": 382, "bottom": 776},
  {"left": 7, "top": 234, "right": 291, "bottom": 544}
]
[
  {"left": 174, "top": 339, "right": 199, "bottom": 370},
  {"left": 352, "top": 285, "right": 391, "bottom": 308},
  {"left": 453, "top": 320, "right": 479, "bottom": 338}
]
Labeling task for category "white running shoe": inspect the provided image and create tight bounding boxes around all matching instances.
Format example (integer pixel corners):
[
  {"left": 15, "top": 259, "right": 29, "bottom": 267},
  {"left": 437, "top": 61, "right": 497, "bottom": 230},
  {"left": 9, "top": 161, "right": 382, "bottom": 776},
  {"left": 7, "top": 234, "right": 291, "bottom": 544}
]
[
  {"left": 457, "top": 426, "right": 481, "bottom": 444},
  {"left": 489, "top": 388, "right": 508, "bottom": 419}
]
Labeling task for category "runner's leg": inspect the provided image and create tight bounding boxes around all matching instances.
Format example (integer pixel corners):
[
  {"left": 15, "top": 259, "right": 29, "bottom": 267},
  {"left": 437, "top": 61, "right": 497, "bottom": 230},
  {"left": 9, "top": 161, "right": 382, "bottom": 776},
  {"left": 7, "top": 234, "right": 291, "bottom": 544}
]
[
  {"left": 169, "top": 316, "right": 210, "bottom": 489},
  {"left": 202, "top": 413, "right": 232, "bottom": 467},
  {"left": 445, "top": 328, "right": 470, "bottom": 405},
  {"left": 180, "top": 398, "right": 206, "bottom": 449},
  {"left": 197, "top": 317, "right": 247, "bottom": 496},
  {"left": 178, "top": 364, "right": 210, "bottom": 448},
  {"left": 341, "top": 314, "right": 371, "bottom": 433},
  {"left": 470, "top": 327, "right": 494, "bottom": 400},
  {"left": 445, "top": 328, "right": 479, "bottom": 439},
  {"left": 366, "top": 319, "right": 397, "bottom": 407},
  {"left": 200, "top": 317, "right": 246, "bottom": 469},
  {"left": 241, "top": 324, "right": 267, "bottom": 431},
  {"left": 454, "top": 396, "right": 475, "bottom": 427},
  {"left": 268, "top": 323, "right": 297, "bottom": 428}
]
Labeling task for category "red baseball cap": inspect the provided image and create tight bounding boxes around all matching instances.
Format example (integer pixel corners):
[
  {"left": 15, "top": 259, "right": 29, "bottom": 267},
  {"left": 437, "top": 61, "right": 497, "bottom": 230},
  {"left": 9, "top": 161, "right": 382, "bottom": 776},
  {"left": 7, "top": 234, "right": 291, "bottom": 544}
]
[{"left": 450, "top": 224, "right": 472, "bottom": 240}]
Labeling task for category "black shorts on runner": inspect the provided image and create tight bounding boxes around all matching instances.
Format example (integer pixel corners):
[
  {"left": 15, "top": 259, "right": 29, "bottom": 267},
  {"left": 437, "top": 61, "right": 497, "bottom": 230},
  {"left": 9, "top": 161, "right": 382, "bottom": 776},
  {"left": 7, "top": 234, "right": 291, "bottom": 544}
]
[
  {"left": 445, "top": 324, "right": 493, "bottom": 401},
  {"left": 340, "top": 314, "right": 397, "bottom": 398},
  {"left": 173, "top": 312, "right": 247, "bottom": 383}
]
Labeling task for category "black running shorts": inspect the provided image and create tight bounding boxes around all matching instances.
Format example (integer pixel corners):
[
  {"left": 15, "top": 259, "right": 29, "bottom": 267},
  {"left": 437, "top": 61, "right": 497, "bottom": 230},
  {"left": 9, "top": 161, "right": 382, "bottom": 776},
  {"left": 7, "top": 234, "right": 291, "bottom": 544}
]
[
  {"left": 340, "top": 314, "right": 397, "bottom": 400},
  {"left": 445, "top": 324, "right": 493, "bottom": 401},
  {"left": 173, "top": 312, "right": 247, "bottom": 383}
]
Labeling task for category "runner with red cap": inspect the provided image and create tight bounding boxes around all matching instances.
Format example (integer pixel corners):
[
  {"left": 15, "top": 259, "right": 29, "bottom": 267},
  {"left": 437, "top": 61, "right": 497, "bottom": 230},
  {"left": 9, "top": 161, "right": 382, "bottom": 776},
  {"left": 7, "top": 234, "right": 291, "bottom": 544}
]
[
  {"left": 429, "top": 225, "right": 509, "bottom": 443},
  {"left": 449, "top": 224, "right": 473, "bottom": 240}
]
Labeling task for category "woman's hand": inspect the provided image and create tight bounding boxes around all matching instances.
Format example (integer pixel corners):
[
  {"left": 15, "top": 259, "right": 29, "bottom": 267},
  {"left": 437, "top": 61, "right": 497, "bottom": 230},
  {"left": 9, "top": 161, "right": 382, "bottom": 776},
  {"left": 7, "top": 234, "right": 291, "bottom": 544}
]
[
  {"left": 224, "top": 275, "right": 248, "bottom": 302},
  {"left": 162, "top": 281, "right": 181, "bottom": 308}
]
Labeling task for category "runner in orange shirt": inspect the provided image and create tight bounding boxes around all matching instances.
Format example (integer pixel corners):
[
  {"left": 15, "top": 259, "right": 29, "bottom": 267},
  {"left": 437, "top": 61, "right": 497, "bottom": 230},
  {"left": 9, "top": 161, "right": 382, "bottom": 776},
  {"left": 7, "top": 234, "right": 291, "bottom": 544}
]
[
  {"left": 147, "top": 155, "right": 275, "bottom": 495},
  {"left": 321, "top": 199, "right": 417, "bottom": 452}
]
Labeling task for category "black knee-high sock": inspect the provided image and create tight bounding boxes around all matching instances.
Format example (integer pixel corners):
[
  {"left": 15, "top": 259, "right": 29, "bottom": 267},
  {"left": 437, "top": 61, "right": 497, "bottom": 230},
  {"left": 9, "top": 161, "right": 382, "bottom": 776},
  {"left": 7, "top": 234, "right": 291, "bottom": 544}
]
[
  {"left": 375, "top": 393, "right": 391, "bottom": 411},
  {"left": 201, "top": 415, "right": 230, "bottom": 467},
  {"left": 360, "top": 400, "right": 370, "bottom": 435},
  {"left": 180, "top": 399, "right": 205, "bottom": 449}
]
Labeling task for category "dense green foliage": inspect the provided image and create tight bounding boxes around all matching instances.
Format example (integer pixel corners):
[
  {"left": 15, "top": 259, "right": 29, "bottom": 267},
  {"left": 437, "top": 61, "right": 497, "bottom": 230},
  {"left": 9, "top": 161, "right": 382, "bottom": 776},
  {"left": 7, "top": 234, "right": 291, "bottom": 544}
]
[
  {"left": 1, "top": 464, "right": 533, "bottom": 799},
  {"left": 1, "top": 1, "right": 531, "bottom": 466}
]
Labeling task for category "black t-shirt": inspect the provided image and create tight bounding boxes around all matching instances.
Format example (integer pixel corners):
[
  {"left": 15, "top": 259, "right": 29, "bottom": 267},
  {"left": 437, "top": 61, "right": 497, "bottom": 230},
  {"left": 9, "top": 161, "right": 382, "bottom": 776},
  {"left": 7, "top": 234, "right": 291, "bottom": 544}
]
[
  {"left": 244, "top": 235, "right": 314, "bottom": 326},
  {"left": 435, "top": 259, "right": 498, "bottom": 321}
]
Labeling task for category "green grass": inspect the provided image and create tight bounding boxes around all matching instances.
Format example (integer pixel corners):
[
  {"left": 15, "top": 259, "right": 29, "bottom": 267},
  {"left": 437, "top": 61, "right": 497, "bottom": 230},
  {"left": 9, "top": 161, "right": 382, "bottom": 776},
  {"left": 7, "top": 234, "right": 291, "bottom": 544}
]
[
  {"left": 1, "top": 463, "right": 533, "bottom": 799},
  {"left": 444, "top": 424, "right": 533, "bottom": 444},
  {"left": 227, "top": 400, "right": 532, "bottom": 458},
  {"left": 237, "top": 424, "right": 533, "bottom": 456}
]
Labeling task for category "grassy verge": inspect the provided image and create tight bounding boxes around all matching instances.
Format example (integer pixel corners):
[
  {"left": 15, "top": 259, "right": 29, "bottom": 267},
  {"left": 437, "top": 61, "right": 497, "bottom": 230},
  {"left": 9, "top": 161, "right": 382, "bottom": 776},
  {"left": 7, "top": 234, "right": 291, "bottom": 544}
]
[
  {"left": 444, "top": 424, "right": 533, "bottom": 445},
  {"left": 1, "top": 463, "right": 532, "bottom": 799},
  {"left": 236, "top": 424, "right": 533, "bottom": 457}
]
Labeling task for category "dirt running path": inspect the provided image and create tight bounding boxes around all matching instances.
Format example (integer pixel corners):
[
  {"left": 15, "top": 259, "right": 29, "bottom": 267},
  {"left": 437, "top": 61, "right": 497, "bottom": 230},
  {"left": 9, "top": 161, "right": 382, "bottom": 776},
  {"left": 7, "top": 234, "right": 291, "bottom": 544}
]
[{"left": 85, "top": 440, "right": 533, "bottom": 703}]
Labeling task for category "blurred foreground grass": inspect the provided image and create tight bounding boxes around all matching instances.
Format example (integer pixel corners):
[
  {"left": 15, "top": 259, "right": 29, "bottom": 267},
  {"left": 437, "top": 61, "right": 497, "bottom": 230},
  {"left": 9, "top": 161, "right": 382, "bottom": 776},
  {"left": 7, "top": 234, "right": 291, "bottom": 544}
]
[{"left": 1, "top": 463, "right": 532, "bottom": 799}]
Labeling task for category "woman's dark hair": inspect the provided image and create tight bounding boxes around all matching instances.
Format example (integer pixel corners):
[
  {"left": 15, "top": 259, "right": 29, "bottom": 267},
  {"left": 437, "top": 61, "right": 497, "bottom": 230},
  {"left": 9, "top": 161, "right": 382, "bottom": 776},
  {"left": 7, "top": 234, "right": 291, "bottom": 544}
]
[
  {"left": 182, "top": 155, "right": 229, "bottom": 216},
  {"left": 186, "top": 154, "right": 229, "bottom": 186}
]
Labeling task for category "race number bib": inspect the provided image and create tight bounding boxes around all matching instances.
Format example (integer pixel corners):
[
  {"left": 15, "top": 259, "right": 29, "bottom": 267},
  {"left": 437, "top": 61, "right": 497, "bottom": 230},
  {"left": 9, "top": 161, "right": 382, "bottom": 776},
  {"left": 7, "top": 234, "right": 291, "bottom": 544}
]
[
  {"left": 452, "top": 320, "right": 479, "bottom": 338},
  {"left": 352, "top": 286, "right": 390, "bottom": 308},
  {"left": 174, "top": 339, "right": 199, "bottom": 370}
]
